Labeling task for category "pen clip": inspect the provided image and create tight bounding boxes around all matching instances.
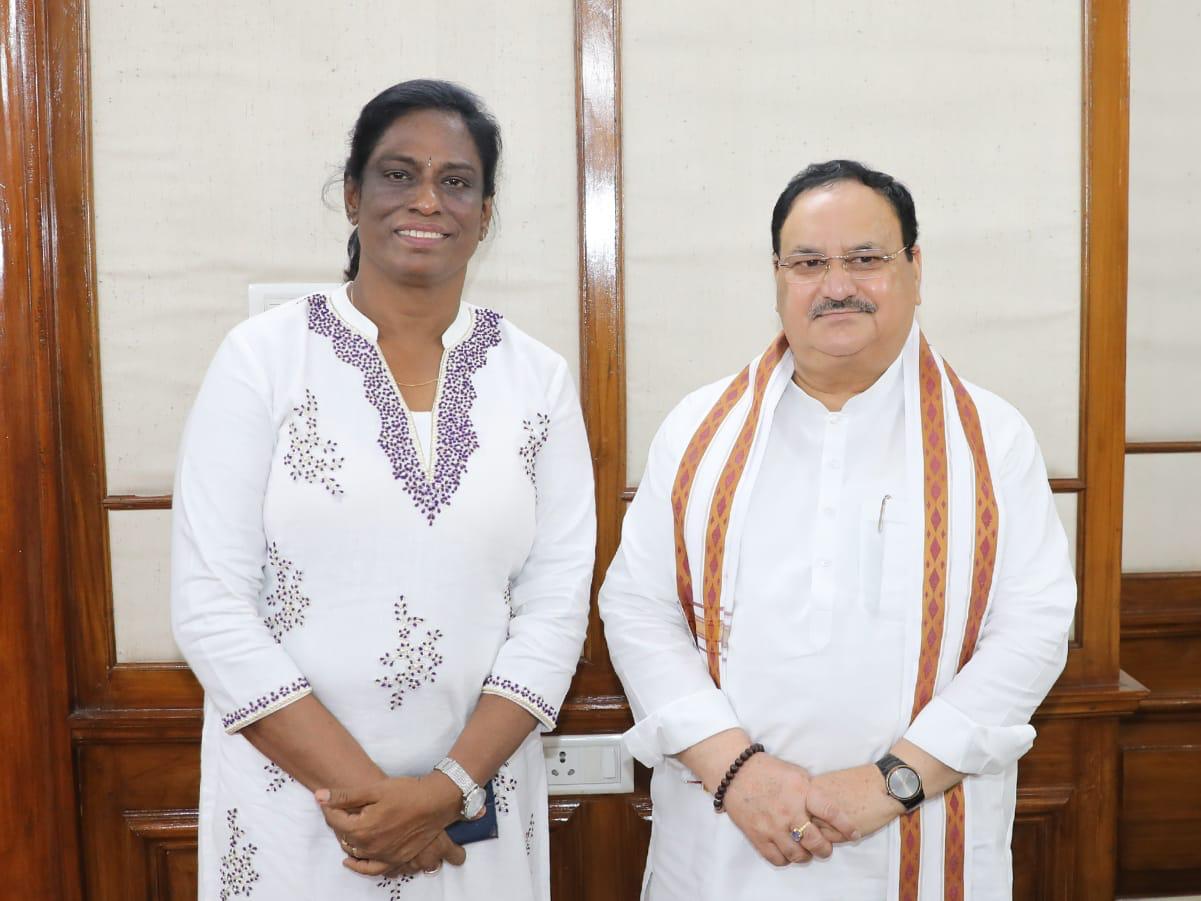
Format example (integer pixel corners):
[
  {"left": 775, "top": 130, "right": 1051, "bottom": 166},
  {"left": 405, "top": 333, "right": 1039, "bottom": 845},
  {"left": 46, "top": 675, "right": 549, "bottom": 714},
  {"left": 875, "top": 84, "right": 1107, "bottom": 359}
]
[{"left": 877, "top": 494, "right": 892, "bottom": 533}]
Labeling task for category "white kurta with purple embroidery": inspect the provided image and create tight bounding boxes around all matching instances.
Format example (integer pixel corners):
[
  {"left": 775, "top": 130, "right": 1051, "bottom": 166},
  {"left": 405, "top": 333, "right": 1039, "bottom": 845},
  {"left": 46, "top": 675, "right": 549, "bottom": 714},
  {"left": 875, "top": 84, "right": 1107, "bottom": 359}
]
[{"left": 171, "top": 285, "right": 595, "bottom": 901}]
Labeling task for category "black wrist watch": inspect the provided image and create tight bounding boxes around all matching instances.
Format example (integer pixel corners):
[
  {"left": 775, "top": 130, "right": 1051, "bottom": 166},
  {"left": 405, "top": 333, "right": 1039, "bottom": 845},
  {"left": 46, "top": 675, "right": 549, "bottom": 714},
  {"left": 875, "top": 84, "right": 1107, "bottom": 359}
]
[{"left": 875, "top": 753, "right": 924, "bottom": 812}]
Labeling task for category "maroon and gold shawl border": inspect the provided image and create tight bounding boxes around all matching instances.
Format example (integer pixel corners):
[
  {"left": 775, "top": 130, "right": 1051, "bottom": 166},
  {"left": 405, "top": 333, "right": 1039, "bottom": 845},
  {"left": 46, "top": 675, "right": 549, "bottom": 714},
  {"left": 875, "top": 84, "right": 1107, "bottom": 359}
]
[{"left": 899, "top": 338, "right": 1000, "bottom": 901}]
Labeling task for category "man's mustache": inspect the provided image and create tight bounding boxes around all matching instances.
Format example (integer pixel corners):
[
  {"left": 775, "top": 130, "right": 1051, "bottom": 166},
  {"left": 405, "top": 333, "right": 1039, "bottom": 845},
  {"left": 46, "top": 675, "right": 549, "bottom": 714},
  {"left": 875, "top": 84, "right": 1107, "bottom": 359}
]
[{"left": 808, "top": 297, "right": 879, "bottom": 320}]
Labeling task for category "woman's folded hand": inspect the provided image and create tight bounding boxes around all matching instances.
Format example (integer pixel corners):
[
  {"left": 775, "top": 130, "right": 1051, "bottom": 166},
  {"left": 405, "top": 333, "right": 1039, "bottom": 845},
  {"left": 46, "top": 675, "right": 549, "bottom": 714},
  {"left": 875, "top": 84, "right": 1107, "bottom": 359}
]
[{"left": 316, "top": 774, "right": 465, "bottom": 874}]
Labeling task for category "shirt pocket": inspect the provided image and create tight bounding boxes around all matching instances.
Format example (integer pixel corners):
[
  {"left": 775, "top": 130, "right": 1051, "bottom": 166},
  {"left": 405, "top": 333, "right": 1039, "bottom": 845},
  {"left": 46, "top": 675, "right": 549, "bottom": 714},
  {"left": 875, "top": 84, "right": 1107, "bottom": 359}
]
[{"left": 859, "top": 493, "right": 912, "bottom": 621}]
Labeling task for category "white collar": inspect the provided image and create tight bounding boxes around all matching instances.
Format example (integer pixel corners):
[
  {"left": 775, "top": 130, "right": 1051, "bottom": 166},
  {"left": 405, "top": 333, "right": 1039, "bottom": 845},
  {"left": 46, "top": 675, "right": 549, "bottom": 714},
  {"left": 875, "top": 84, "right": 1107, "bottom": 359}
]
[{"left": 329, "top": 282, "right": 473, "bottom": 349}]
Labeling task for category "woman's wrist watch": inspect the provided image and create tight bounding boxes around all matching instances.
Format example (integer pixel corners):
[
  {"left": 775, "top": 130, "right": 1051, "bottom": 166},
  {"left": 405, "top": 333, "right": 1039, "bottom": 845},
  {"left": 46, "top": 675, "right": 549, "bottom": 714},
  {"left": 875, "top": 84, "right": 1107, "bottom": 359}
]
[
  {"left": 434, "top": 756, "right": 487, "bottom": 820},
  {"left": 875, "top": 753, "right": 925, "bottom": 812}
]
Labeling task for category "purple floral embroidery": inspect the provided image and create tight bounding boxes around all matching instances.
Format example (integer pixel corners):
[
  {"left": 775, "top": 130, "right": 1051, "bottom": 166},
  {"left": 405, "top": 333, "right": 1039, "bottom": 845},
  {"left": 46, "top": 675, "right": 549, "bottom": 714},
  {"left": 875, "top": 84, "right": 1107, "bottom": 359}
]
[
  {"left": 376, "top": 598, "right": 444, "bottom": 710},
  {"left": 284, "top": 389, "right": 344, "bottom": 496},
  {"left": 525, "top": 813, "right": 536, "bottom": 857},
  {"left": 504, "top": 581, "right": 516, "bottom": 627},
  {"left": 219, "top": 809, "right": 260, "bottom": 899},
  {"left": 263, "top": 543, "right": 310, "bottom": 642},
  {"left": 222, "top": 678, "right": 310, "bottom": 731},
  {"left": 494, "top": 761, "right": 518, "bottom": 816},
  {"left": 518, "top": 412, "right": 550, "bottom": 491},
  {"left": 481, "top": 676, "right": 558, "bottom": 726},
  {"left": 264, "top": 762, "right": 294, "bottom": 793},
  {"left": 307, "top": 294, "right": 502, "bottom": 524},
  {"left": 377, "top": 874, "right": 416, "bottom": 897}
]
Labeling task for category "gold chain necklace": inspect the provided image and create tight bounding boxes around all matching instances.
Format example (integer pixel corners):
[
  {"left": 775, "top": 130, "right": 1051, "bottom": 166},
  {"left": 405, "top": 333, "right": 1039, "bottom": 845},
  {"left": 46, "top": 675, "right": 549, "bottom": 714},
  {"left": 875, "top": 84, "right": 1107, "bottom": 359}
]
[{"left": 348, "top": 282, "right": 440, "bottom": 388}]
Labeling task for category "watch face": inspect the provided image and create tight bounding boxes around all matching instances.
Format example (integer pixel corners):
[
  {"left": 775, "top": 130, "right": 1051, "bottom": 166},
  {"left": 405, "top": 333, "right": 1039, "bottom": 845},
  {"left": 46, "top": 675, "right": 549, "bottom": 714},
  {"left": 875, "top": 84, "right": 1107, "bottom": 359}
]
[
  {"left": 462, "top": 785, "right": 487, "bottom": 819},
  {"left": 888, "top": 766, "right": 921, "bottom": 800}
]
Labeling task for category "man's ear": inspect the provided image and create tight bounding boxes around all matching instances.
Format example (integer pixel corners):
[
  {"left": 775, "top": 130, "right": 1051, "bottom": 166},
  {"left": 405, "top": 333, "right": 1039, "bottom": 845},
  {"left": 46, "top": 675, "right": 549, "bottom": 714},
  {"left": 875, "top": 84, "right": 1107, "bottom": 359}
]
[{"left": 909, "top": 244, "right": 922, "bottom": 305}]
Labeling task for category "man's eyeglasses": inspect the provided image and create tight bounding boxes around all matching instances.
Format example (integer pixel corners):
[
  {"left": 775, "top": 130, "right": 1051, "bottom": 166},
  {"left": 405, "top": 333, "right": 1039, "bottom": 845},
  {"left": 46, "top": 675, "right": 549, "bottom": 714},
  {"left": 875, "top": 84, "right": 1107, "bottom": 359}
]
[{"left": 775, "top": 246, "right": 911, "bottom": 285}]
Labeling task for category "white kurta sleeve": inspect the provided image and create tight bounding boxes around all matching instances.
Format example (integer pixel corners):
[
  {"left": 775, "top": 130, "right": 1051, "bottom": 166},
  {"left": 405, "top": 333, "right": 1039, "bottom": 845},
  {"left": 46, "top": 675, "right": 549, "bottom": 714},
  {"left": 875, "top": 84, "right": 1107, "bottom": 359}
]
[
  {"left": 171, "top": 327, "right": 312, "bottom": 734},
  {"left": 599, "top": 404, "right": 741, "bottom": 768},
  {"left": 481, "top": 359, "right": 595, "bottom": 731},
  {"left": 903, "top": 410, "right": 1076, "bottom": 775}
]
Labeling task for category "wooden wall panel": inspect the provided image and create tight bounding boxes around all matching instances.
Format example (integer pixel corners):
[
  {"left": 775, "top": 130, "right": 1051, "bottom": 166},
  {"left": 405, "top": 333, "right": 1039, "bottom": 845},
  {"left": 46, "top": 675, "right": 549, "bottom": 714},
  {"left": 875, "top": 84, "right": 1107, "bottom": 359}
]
[
  {"left": 1012, "top": 786, "right": 1075, "bottom": 901},
  {"left": 1120, "top": 747, "right": 1201, "bottom": 873},
  {"left": 122, "top": 810, "right": 199, "bottom": 901},
  {"left": 76, "top": 741, "right": 200, "bottom": 901},
  {"left": 1118, "top": 573, "right": 1201, "bottom": 895}
]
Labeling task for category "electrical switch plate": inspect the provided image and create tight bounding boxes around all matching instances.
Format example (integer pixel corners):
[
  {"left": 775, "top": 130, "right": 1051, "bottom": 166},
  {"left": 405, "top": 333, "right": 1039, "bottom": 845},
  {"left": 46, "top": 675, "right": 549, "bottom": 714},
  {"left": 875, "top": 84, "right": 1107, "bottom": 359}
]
[
  {"left": 248, "top": 283, "right": 341, "bottom": 318},
  {"left": 542, "top": 734, "right": 634, "bottom": 796}
]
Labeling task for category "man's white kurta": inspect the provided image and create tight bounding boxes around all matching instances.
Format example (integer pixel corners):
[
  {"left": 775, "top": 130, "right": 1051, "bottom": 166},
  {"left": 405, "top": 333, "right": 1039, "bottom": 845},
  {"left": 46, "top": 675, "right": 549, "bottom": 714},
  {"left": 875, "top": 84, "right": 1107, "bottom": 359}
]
[
  {"left": 600, "top": 326, "right": 1075, "bottom": 900},
  {"left": 172, "top": 286, "right": 595, "bottom": 900}
]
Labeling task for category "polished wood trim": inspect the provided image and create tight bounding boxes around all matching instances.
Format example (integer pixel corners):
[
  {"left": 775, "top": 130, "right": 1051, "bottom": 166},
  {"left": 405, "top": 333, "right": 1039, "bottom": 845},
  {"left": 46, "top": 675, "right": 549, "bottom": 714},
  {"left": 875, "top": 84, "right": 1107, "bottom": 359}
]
[
  {"left": 0, "top": 1, "right": 86, "bottom": 897},
  {"left": 1034, "top": 670, "right": 1148, "bottom": 719},
  {"left": 557, "top": 694, "right": 634, "bottom": 734},
  {"left": 102, "top": 494, "right": 172, "bottom": 511},
  {"left": 1069, "top": 0, "right": 1129, "bottom": 688},
  {"left": 1049, "top": 478, "right": 1085, "bottom": 493},
  {"left": 1125, "top": 441, "right": 1201, "bottom": 454},
  {"left": 1121, "top": 572, "right": 1201, "bottom": 637},
  {"left": 570, "top": 0, "right": 625, "bottom": 699},
  {"left": 122, "top": 808, "right": 199, "bottom": 840},
  {"left": 47, "top": 0, "right": 121, "bottom": 710},
  {"left": 69, "top": 708, "right": 203, "bottom": 743}
]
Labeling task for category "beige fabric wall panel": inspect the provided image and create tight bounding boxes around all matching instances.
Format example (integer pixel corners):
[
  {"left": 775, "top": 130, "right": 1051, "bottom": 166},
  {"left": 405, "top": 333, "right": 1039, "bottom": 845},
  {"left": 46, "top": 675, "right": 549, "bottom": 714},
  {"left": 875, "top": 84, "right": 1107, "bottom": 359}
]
[
  {"left": 92, "top": 1, "right": 579, "bottom": 496},
  {"left": 622, "top": 0, "right": 1082, "bottom": 481},
  {"left": 1127, "top": 1, "right": 1201, "bottom": 442},
  {"left": 1123, "top": 455, "right": 1201, "bottom": 572},
  {"left": 109, "top": 510, "right": 180, "bottom": 662}
]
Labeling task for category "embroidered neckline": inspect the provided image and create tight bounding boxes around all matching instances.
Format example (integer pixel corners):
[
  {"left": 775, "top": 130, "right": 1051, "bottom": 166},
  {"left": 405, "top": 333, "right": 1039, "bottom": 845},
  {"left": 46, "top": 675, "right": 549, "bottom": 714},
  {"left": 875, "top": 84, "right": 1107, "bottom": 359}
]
[{"left": 306, "top": 293, "right": 502, "bottom": 524}]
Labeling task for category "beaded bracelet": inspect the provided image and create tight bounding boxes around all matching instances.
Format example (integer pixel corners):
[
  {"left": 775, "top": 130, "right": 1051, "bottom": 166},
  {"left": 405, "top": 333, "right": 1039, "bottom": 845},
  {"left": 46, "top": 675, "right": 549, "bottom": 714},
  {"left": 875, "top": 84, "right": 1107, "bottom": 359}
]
[{"left": 712, "top": 742, "right": 765, "bottom": 812}]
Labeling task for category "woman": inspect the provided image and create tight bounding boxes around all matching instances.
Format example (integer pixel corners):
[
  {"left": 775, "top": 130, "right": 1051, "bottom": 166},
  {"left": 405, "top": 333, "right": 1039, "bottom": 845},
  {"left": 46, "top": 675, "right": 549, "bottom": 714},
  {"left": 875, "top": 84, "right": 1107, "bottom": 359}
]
[{"left": 171, "top": 79, "right": 595, "bottom": 899}]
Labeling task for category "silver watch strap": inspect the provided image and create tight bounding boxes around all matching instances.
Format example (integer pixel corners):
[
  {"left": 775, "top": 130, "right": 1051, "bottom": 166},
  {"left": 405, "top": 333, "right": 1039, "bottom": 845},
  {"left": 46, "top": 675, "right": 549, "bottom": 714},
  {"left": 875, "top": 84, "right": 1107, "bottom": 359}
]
[{"left": 434, "top": 756, "right": 480, "bottom": 801}]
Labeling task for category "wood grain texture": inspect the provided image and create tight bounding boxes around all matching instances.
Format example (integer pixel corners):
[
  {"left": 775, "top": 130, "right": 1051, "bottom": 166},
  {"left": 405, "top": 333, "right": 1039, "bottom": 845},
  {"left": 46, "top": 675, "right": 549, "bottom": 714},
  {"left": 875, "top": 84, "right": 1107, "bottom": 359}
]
[
  {"left": 0, "top": 0, "right": 85, "bottom": 897},
  {"left": 1118, "top": 574, "right": 1201, "bottom": 894},
  {"left": 567, "top": 0, "right": 627, "bottom": 704},
  {"left": 77, "top": 742, "right": 200, "bottom": 901},
  {"left": 102, "top": 494, "right": 173, "bottom": 510},
  {"left": 1071, "top": 0, "right": 1129, "bottom": 688},
  {"left": 1012, "top": 786, "right": 1075, "bottom": 901},
  {"left": 1125, "top": 441, "right": 1201, "bottom": 454}
]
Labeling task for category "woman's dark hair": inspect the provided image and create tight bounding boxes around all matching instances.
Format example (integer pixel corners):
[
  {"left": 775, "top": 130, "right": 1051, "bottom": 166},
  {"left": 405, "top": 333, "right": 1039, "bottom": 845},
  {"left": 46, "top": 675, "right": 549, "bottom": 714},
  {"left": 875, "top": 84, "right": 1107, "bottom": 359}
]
[
  {"left": 343, "top": 79, "right": 502, "bottom": 279},
  {"left": 770, "top": 159, "right": 918, "bottom": 260}
]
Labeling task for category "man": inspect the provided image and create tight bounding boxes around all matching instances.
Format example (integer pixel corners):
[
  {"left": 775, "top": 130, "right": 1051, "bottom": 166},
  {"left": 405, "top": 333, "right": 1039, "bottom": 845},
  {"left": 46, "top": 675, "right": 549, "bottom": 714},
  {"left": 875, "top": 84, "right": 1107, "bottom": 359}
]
[{"left": 599, "top": 160, "right": 1076, "bottom": 900}]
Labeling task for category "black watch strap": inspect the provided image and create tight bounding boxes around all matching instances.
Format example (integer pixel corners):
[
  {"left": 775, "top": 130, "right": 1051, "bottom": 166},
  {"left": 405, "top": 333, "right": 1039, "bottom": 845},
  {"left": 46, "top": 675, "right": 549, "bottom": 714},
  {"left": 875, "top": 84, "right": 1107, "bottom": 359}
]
[{"left": 875, "top": 753, "right": 925, "bottom": 812}]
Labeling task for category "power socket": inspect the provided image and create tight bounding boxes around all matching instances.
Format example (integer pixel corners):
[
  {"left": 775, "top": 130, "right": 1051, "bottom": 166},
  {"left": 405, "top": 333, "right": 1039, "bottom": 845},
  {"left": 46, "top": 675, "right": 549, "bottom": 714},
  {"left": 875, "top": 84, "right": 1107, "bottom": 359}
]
[{"left": 542, "top": 734, "right": 634, "bottom": 795}]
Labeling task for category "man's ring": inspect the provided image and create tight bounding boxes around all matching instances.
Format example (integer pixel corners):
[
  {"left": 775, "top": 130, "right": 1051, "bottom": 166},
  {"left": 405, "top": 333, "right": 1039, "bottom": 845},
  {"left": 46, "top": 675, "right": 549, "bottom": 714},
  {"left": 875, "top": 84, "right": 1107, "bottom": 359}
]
[
  {"left": 790, "top": 822, "right": 812, "bottom": 844},
  {"left": 423, "top": 865, "right": 441, "bottom": 874}
]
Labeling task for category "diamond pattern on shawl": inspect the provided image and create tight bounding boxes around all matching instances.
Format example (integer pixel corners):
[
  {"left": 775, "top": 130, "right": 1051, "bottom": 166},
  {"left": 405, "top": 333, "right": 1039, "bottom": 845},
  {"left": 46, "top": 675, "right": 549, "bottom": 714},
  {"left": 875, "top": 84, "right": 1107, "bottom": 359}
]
[
  {"left": 898, "top": 335, "right": 951, "bottom": 901},
  {"left": 671, "top": 369, "right": 751, "bottom": 639},
  {"left": 940, "top": 360, "right": 1000, "bottom": 897},
  {"left": 697, "top": 334, "right": 788, "bottom": 682}
]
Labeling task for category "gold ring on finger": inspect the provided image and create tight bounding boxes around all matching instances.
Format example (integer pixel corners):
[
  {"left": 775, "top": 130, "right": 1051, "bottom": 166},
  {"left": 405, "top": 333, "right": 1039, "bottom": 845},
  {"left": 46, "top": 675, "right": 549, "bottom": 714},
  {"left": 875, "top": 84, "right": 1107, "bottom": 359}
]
[{"left": 790, "top": 821, "right": 812, "bottom": 844}]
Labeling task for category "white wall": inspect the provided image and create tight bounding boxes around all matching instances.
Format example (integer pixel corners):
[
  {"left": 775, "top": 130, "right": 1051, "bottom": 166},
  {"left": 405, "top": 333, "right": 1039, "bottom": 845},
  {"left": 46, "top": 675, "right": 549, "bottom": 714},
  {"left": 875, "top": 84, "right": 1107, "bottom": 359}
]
[{"left": 1122, "top": 0, "right": 1201, "bottom": 572}]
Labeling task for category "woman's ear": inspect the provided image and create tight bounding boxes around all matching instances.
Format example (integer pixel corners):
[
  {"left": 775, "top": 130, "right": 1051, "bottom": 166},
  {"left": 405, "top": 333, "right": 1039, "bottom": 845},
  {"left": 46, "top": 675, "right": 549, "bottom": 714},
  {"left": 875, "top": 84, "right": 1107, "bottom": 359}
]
[
  {"left": 480, "top": 197, "right": 494, "bottom": 239},
  {"left": 344, "top": 177, "right": 360, "bottom": 225}
]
